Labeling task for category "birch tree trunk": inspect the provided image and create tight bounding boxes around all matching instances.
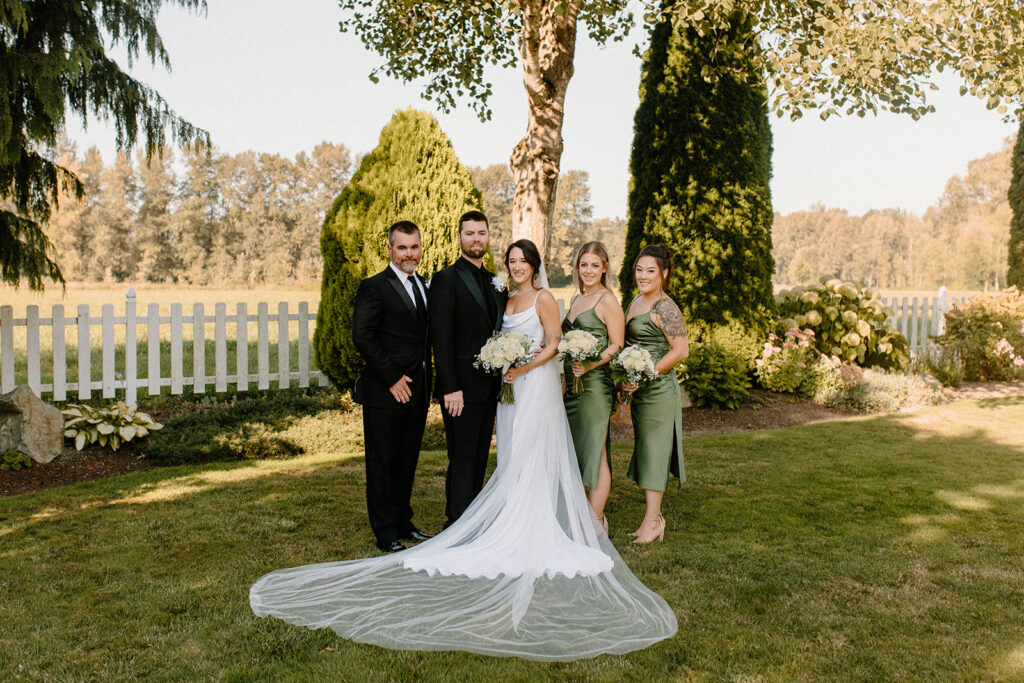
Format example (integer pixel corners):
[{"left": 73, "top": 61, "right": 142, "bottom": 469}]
[{"left": 509, "top": 0, "right": 581, "bottom": 257}]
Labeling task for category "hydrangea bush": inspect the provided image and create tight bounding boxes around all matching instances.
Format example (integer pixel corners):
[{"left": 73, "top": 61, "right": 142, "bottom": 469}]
[
  {"left": 935, "top": 286, "right": 1024, "bottom": 381},
  {"left": 775, "top": 279, "right": 909, "bottom": 370}
]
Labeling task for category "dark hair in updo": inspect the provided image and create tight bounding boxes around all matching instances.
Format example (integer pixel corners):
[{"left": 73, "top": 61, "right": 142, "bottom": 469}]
[
  {"left": 633, "top": 244, "right": 673, "bottom": 283},
  {"left": 504, "top": 239, "right": 543, "bottom": 286}
]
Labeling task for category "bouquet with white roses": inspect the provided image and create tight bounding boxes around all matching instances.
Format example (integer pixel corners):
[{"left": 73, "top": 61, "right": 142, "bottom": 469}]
[
  {"left": 557, "top": 329, "right": 603, "bottom": 395},
  {"left": 610, "top": 344, "right": 659, "bottom": 405},
  {"left": 474, "top": 331, "right": 534, "bottom": 403}
]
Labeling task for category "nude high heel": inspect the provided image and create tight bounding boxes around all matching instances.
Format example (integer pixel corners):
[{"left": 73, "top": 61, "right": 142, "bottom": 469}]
[
  {"left": 599, "top": 514, "right": 609, "bottom": 535},
  {"left": 633, "top": 515, "right": 665, "bottom": 544}
]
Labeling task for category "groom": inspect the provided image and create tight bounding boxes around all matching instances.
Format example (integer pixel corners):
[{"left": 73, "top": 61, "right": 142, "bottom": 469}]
[
  {"left": 351, "top": 220, "right": 433, "bottom": 553},
  {"left": 429, "top": 210, "right": 505, "bottom": 527}
]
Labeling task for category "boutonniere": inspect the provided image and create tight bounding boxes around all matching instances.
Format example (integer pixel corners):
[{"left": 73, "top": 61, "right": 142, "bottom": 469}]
[
  {"left": 492, "top": 275, "right": 507, "bottom": 293},
  {"left": 424, "top": 278, "right": 431, "bottom": 290}
]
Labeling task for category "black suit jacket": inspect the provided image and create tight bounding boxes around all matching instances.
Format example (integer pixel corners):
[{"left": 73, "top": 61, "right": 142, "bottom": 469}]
[
  {"left": 351, "top": 266, "right": 432, "bottom": 408},
  {"left": 429, "top": 257, "right": 506, "bottom": 403}
]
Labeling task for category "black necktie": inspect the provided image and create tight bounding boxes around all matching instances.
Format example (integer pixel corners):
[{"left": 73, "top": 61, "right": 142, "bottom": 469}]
[
  {"left": 408, "top": 274, "right": 427, "bottom": 327},
  {"left": 476, "top": 268, "right": 497, "bottom": 321}
]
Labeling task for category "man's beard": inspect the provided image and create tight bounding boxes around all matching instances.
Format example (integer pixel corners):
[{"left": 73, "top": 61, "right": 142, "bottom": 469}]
[
  {"left": 461, "top": 244, "right": 488, "bottom": 259},
  {"left": 395, "top": 260, "right": 418, "bottom": 273}
]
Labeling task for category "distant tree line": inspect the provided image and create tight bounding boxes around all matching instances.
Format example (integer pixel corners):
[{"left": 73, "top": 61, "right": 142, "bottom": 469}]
[
  {"left": 773, "top": 137, "right": 1015, "bottom": 291},
  {"left": 46, "top": 137, "right": 353, "bottom": 285}
]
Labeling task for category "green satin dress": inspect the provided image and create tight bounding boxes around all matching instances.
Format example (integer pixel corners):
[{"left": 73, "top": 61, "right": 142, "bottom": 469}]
[
  {"left": 626, "top": 310, "right": 685, "bottom": 491},
  {"left": 562, "top": 305, "right": 615, "bottom": 489}
]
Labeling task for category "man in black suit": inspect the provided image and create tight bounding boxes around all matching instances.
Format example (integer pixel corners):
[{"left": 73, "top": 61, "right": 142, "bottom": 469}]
[
  {"left": 351, "top": 221, "right": 433, "bottom": 552},
  {"left": 428, "top": 210, "right": 506, "bottom": 527}
]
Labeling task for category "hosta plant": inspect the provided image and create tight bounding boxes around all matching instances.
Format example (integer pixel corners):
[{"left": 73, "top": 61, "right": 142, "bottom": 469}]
[
  {"left": 62, "top": 402, "right": 163, "bottom": 451},
  {"left": 776, "top": 278, "right": 909, "bottom": 370}
]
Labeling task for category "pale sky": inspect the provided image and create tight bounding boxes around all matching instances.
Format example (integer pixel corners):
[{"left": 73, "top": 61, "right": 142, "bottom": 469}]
[{"left": 69, "top": 0, "right": 1019, "bottom": 220}]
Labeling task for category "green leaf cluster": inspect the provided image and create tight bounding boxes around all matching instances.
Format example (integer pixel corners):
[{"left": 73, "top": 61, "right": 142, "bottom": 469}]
[
  {"left": 1, "top": 0, "right": 208, "bottom": 290},
  {"left": 679, "top": 340, "right": 751, "bottom": 409},
  {"left": 0, "top": 449, "right": 32, "bottom": 471},
  {"left": 62, "top": 402, "right": 163, "bottom": 452},
  {"left": 313, "top": 109, "right": 482, "bottom": 389},
  {"left": 935, "top": 286, "right": 1024, "bottom": 382},
  {"left": 621, "top": 8, "right": 775, "bottom": 332},
  {"left": 775, "top": 278, "right": 909, "bottom": 370}
]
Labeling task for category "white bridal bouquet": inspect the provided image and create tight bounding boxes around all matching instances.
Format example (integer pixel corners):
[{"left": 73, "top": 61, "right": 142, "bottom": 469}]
[
  {"left": 610, "top": 344, "right": 659, "bottom": 405},
  {"left": 557, "top": 329, "right": 603, "bottom": 395},
  {"left": 474, "top": 331, "right": 535, "bottom": 404}
]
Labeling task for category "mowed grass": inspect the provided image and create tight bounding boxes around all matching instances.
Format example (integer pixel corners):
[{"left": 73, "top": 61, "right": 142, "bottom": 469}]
[{"left": 2, "top": 397, "right": 1024, "bottom": 679}]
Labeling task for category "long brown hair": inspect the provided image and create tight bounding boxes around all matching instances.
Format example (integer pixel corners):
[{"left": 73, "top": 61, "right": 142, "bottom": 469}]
[{"left": 573, "top": 241, "right": 611, "bottom": 294}]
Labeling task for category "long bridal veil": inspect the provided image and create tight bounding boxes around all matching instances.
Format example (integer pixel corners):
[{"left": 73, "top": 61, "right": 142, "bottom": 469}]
[{"left": 250, "top": 275, "right": 677, "bottom": 661}]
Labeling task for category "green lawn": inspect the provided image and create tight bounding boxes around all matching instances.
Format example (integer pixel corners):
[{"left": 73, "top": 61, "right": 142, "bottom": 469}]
[{"left": 3, "top": 398, "right": 1024, "bottom": 680}]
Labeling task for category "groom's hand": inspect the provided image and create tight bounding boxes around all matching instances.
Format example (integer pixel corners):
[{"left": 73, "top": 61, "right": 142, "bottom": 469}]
[
  {"left": 390, "top": 375, "right": 414, "bottom": 403},
  {"left": 443, "top": 391, "right": 465, "bottom": 417}
]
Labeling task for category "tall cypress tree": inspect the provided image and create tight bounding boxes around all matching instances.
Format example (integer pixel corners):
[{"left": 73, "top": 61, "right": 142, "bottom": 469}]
[
  {"left": 1008, "top": 121, "right": 1024, "bottom": 289},
  {"left": 620, "top": 5, "right": 776, "bottom": 331},
  {"left": 314, "top": 109, "right": 482, "bottom": 389}
]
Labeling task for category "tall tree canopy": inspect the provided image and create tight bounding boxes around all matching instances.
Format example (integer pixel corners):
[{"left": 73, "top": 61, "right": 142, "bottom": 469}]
[
  {"left": 1009, "top": 118, "right": 1024, "bottom": 289},
  {"left": 337, "top": 0, "right": 1024, "bottom": 253},
  {"left": 1, "top": 0, "right": 208, "bottom": 290},
  {"left": 621, "top": 7, "right": 775, "bottom": 330}
]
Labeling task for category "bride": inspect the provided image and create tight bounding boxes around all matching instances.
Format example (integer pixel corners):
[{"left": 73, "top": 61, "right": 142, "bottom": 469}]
[{"left": 250, "top": 239, "right": 677, "bottom": 661}]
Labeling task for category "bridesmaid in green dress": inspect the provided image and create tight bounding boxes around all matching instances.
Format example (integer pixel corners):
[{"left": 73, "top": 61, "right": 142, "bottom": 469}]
[
  {"left": 622, "top": 244, "right": 690, "bottom": 544},
  {"left": 561, "top": 242, "right": 625, "bottom": 534}
]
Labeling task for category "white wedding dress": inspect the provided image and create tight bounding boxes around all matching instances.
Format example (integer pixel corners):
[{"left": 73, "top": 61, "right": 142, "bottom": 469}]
[{"left": 249, "top": 296, "right": 678, "bottom": 661}]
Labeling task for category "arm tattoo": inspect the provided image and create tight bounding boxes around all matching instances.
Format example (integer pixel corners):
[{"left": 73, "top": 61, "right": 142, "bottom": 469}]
[{"left": 653, "top": 298, "right": 687, "bottom": 339}]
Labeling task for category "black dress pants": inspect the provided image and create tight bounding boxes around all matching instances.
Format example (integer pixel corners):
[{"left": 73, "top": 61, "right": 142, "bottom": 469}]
[
  {"left": 362, "top": 390, "right": 428, "bottom": 548},
  {"left": 441, "top": 399, "right": 497, "bottom": 526}
]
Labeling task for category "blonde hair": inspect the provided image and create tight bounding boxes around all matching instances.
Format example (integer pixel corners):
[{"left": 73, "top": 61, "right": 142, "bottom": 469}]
[{"left": 573, "top": 241, "right": 611, "bottom": 294}]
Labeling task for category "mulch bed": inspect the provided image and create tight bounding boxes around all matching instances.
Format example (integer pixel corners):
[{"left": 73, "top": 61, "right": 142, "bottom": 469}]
[{"left": 4, "top": 382, "right": 1022, "bottom": 499}]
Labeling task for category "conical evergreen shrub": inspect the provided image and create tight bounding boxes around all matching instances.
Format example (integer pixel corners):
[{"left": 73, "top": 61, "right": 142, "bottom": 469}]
[
  {"left": 1008, "top": 121, "right": 1024, "bottom": 289},
  {"left": 619, "top": 6, "right": 776, "bottom": 331},
  {"left": 314, "top": 109, "right": 483, "bottom": 388}
]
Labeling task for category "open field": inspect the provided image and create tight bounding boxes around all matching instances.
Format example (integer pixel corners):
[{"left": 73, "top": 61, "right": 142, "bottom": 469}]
[{"left": 2, "top": 397, "right": 1024, "bottom": 679}]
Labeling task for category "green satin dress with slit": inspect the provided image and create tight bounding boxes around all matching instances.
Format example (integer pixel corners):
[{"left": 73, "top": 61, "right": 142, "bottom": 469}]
[
  {"left": 625, "top": 310, "right": 685, "bottom": 491},
  {"left": 561, "top": 306, "right": 615, "bottom": 489}
]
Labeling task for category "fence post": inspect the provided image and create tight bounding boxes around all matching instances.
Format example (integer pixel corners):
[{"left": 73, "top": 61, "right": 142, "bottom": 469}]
[
  {"left": 936, "top": 286, "right": 949, "bottom": 336},
  {"left": 77, "top": 304, "right": 91, "bottom": 399},
  {"left": 215, "top": 303, "right": 227, "bottom": 393},
  {"left": 278, "top": 302, "right": 289, "bottom": 389},
  {"left": 52, "top": 304, "right": 66, "bottom": 401},
  {"left": 236, "top": 302, "right": 248, "bottom": 391},
  {"left": 0, "top": 305, "right": 13, "bottom": 394},
  {"left": 26, "top": 305, "right": 40, "bottom": 396},
  {"left": 102, "top": 304, "right": 115, "bottom": 399},
  {"left": 171, "top": 303, "right": 183, "bottom": 395},
  {"left": 193, "top": 303, "right": 205, "bottom": 394},
  {"left": 125, "top": 289, "right": 137, "bottom": 405},
  {"left": 147, "top": 303, "right": 160, "bottom": 396},
  {"left": 298, "top": 301, "right": 310, "bottom": 388},
  {"left": 257, "top": 302, "right": 269, "bottom": 390}
]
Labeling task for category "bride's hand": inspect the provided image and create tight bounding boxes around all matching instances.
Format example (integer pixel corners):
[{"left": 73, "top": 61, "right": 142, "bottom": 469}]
[{"left": 503, "top": 366, "right": 527, "bottom": 383}]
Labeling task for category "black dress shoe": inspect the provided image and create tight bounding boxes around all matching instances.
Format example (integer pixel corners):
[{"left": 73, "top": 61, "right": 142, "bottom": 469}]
[
  {"left": 377, "top": 540, "right": 407, "bottom": 553},
  {"left": 401, "top": 529, "right": 433, "bottom": 542}
]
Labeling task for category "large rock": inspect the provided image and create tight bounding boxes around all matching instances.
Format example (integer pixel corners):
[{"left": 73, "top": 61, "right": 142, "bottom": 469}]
[{"left": 0, "top": 385, "right": 64, "bottom": 463}]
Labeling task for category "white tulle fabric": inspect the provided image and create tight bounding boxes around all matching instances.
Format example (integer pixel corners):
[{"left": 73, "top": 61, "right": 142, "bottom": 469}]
[{"left": 249, "top": 298, "right": 677, "bottom": 661}]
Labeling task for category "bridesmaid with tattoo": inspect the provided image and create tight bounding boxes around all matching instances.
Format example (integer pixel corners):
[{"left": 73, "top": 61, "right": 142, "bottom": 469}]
[
  {"left": 622, "top": 244, "right": 689, "bottom": 544},
  {"left": 561, "top": 242, "right": 624, "bottom": 534}
]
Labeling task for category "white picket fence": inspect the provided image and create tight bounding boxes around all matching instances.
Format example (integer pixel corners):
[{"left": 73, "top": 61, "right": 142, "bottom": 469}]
[
  {"left": 0, "top": 289, "right": 327, "bottom": 405},
  {"left": 880, "top": 286, "right": 967, "bottom": 356}
]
